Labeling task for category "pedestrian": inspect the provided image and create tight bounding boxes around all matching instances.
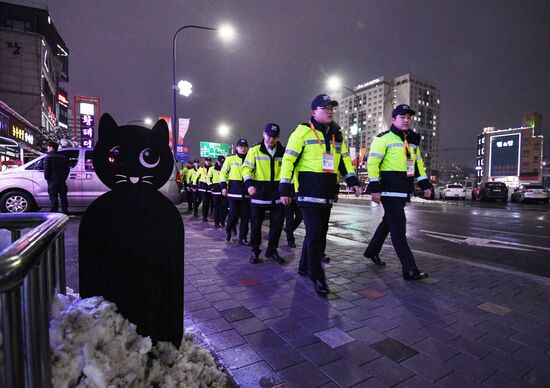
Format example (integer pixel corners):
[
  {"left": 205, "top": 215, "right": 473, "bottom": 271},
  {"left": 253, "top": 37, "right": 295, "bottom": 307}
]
[
  {"left": 363, "top": 104, "right": 432, "bottom": 280},
  {"left": 242, "top": 123, "right": 286, "bottom": 264},
  {"left": 44, "top": 141, "right": 71, "bottom": 213},
  {"left": 183, "top": 160, "right": 194, "bottom": 212},
  {"left": 189, "top": 159, "right": 201, "bottom": 217},
  {"left": 221, "top": 139, "right": 250, "bottom": 246},
  {"left": 209, "top": 155, "right": 226, "bottom": 228},
  {"left": 197, "top": 157, "right": 213, "bottom": 222},
  {"left": 280, "top": 94, "right": 361, "bottom": 296}
]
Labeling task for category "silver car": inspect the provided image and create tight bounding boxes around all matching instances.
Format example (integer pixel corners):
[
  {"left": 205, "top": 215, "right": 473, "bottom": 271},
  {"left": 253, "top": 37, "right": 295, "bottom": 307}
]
[{"left": 0, "top": 148, "right": 182, "bottom": 213}]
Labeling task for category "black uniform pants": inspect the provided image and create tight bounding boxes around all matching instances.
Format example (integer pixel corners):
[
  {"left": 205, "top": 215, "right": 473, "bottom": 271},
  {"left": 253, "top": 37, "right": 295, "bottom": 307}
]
[
  {"left": 192, "top": 190, "right": 202, "bottom": 216},
  {"left": 200, "top": 190, "right": 211, "bottom": 220},
  {"left": 284, "top": 201, "right": 302, "bottom": 243},
  {"left": 226, "top": 198, "right": 250, "bottom": 240},
  {"left": 48, "top": 181, "right": 68, "bottom": 212},
  {"left": 185, "top": 188, "right": 193, "bottom": 210},
  {"left": 212, "top": 193, "right": 227, "bottom": 226},
  {"left": 250, "top": 205, "right": 284, "bottom": 254},
  {"left": 298, "top": 206, "right": 331, "bottom": 281},
  {"left": 364, "top": 198, "right": 418, "bottom": 272}
]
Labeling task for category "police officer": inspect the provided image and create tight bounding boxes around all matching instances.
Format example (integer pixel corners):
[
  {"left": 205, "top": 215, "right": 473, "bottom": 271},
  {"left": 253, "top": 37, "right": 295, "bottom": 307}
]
[
  {"left": 284, "top": 185, "right": 302, "bottom": 248},
  {"left": 221, "top": 139, "right": 250, "bottom": 245},
  {"left": 364, "top": 104, "right": 432, "bottom": 280},
  {"left": 189, "top": 159, "right": 201, "bottom": 217},
  {"left": 197, "top": 157, "right": 213, "bottom": 222},
  {"left": 280, "top": 94, "right": 361, "bottom": 296},
  {"left": 182, "top": 160, "right": 194, "bottom": 212},
  {"left": 209, "top": 155, "right": 226, "bottom": 228},
  {"left": 243, "top": 123, "right": 286, "bottom": 264}
]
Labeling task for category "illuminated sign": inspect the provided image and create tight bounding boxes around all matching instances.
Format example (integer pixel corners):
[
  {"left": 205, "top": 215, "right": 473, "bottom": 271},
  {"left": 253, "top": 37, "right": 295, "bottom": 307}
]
[
  {"left": 80, "top": 102, "right": 95, "bottom": 115},
  {"left": 489, "top": 133, "right": 520, "bottom": 177},
  {"left": 10, "top": 124, "right": 34, "bottom": 145},
  {"left": 355, "top": 78, "right": 383, "bottom": 91},
  {"left": 57, "top": 92, "right": 69, "bottom": 107},
  {"left": 80, "top": 114, "right": 94, "bottom": 149},
  {"left": 200, "top": 142, "right": 229, "bottom": 158}
]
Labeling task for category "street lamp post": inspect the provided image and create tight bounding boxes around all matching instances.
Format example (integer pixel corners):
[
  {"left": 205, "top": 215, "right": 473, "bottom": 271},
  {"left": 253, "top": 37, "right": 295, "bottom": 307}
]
[
  {"left": 172, "top": 24, "right": 235, "bottom": 157},
  {"left": 327, "top": 76, "right": 363, "bottom": 180},
  {"left": 172, "top": 26, "right": 215, "bottom": 157}
]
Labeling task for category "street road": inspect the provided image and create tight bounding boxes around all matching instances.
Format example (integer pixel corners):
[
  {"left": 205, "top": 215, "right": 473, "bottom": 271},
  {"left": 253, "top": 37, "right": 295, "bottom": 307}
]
[
  {"left": 333, "top": 197, "right": 550, "bottom": 277},
  {"left": 2, "top": 197, "right": 549, "bottom": 292}
]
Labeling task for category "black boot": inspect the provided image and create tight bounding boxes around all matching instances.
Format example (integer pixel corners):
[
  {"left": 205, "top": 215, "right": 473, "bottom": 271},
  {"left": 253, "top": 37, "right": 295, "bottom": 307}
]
[
  {"left": 403, "top": 270, "right": 428, "bottom": 281},
  {"left": 364, "top": 252, "right": 386, "bottom": 266}
]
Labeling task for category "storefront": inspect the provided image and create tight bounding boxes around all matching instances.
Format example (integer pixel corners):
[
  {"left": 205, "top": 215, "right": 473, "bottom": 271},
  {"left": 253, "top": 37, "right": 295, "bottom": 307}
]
[{"left": 0, "top": 100, "right": 42, "bottom": 170}]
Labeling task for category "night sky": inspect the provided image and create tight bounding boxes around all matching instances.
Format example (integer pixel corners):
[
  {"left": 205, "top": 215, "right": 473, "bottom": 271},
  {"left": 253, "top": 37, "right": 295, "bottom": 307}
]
[{"left": 43, "top": 0, "right": 550, "bottom": 167}]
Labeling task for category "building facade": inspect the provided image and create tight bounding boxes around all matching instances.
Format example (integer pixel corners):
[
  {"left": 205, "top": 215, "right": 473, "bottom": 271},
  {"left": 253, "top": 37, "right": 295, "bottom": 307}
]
[
  {"left": 336, "top": 74, "right": 440, "bottom": 183},
  {"left": 475, "top": 118, "right": 544, "bottom": 185},
  {"left": 0, "top": 1, "right": 69, "bottom": 162}
]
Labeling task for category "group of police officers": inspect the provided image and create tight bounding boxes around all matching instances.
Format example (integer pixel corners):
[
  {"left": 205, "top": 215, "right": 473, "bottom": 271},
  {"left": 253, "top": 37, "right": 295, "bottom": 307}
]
[{"left": 180, "top": 94, "right": 433, "bottom": 297}]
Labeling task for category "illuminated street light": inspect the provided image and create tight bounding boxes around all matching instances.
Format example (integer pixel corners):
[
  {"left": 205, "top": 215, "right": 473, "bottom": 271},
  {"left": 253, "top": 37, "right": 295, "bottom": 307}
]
[
  {"left": 327, "top": 75, "right": 362, "bottom": 177},
  {"left": 177, "top": 80, "right": 193, "bottom": 97},
  {"left": 172, "top": 24, "right": 236, "bottom": 156}
]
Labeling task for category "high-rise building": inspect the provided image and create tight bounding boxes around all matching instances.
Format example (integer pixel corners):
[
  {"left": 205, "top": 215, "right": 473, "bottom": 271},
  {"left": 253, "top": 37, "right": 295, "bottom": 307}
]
[
  {"left": 475, "top": 116, "right": 544, "bottom": 185},
  {"left": 336, "top": 74, "right": 440, "bottom": 183},
  {"left": 0, "top": 1, "right": 69, "bottom": 156}
]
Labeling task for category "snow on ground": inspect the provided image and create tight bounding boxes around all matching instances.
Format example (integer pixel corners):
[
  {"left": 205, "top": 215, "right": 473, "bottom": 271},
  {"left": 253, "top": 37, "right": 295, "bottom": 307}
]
[{"left": 50, "top": 290, "right": 229, "bottom": 387}]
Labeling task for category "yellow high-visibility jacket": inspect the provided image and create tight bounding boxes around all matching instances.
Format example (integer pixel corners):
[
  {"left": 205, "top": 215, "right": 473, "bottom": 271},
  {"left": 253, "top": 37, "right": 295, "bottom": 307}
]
[
  {"left": 367, "top": 125, "right": 431, "bottom": 198},
  {"left": 197, "top": 164, "right": 213, "bottom": 192},
  {"left": 188, "top": 168, "right": 200, "bottom": 189},
  {"left": 208, "top": 165, "right": 223, "bottom": 194},
  {"left": 279, "top": 119, "right": 358, "bottom": 207},
  {"left": 242, "top": 141, "right": 285, "bottom": 207},
  {"left": 220, "top": 153, "right": 248, "bottom": 200}
]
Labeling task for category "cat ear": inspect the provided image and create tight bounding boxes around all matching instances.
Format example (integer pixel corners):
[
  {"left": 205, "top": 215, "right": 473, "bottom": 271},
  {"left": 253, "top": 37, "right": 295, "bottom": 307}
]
[
  {"left": 98, "top": 113, "right": 118, "bottom": 141},
  {"left": 151, "top": 119, "right": 169, "bottom": 146}
]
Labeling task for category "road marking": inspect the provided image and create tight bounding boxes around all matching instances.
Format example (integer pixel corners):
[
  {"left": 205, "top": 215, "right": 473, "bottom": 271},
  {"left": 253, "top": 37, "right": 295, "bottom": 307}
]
[
  {"left": 420, "top": 230, "right": 550, "bottom": 252},
  {"left": 470, "top": 227, "right": 550, "bottom": 240}
]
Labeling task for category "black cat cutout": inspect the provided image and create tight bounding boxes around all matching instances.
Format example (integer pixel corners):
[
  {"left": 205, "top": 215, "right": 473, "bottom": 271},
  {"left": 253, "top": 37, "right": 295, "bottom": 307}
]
[{"left": 79, "top": 113, "right": 184, "bottom": 346}]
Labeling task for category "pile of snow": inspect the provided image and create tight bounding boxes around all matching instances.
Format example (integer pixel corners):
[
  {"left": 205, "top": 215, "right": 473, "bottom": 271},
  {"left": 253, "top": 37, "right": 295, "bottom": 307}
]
[{"left": 50, "top": 291, "right": 228, "bottom": 387}]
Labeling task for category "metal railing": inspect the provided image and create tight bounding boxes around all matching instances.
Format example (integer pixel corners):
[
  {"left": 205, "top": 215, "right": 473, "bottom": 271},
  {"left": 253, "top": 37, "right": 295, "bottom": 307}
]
[{"left": 0, "top": 213, "right": 69, "bottom": 388}]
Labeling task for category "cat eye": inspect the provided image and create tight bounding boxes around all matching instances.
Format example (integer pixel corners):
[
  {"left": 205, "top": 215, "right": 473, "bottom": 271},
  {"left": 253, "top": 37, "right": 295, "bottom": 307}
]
[
  {"left": 108, "top": 146, "right": 126, "bottom": 164},
  {"left": 139, "top": 148, "right": 160, "bottom": 168}
]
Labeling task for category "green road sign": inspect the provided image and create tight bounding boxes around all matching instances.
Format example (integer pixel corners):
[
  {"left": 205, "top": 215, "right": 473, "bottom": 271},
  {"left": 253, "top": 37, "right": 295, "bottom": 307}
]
[{"left": 199, "top": 141, "right": 230, "bottom": 158}]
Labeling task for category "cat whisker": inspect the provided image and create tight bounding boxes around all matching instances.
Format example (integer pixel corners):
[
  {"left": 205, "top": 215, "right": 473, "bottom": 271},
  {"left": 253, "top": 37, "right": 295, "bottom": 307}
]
[
  {"left": 142, "top": 181, "right": 154, "bottom": 185},
  {"left": 115, "top": 180, "right": 127, "bottom": 184},
  {"left": 142, "top": 175, "right": 154, "bottom": 179},
  {"left": 114, "top": 174, "right": 127, "bottom": 178}
]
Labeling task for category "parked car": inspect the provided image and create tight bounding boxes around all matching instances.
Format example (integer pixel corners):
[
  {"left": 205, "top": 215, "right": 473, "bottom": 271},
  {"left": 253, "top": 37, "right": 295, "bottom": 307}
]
[
  {"left": 441, "top": 183, "right": 466, "bottom": 200},
  {"left": 472, "top": 181, "right": 508, "bottom": 202},
  {"left": 511, "top": 184, "right": 549, "bottom": 203},
  {"left": 414, "top": 185, "right": 435, "bottom": 200},
  {"left": 0, "top": 148, "right": 182, "bottom": 213}
]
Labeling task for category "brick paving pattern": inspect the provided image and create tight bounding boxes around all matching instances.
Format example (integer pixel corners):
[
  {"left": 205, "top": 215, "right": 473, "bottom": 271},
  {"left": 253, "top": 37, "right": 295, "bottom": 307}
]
[{"left": 182, "top": 211, "right": 550, "bottom": 387}]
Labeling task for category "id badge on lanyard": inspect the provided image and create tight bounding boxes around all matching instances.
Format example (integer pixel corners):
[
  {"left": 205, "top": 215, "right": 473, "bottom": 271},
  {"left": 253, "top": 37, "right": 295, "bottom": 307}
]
[
  {"left": 406, "top": 159, "right": 415, "bottom": 177},
  {"left": 322, "top": 153, "right": 334, "bottom": 173}
]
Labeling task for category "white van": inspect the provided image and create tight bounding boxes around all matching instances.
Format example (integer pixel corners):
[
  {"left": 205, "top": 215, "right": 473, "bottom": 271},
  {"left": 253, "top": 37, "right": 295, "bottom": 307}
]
[{"left": 0, "top": 148, "right": 182, "bottom": 213}]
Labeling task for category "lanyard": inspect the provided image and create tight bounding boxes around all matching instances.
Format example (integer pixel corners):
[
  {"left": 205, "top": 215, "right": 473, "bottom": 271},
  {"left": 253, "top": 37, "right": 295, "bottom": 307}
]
[
  {"left": 309, "top": 121, "right": 335, "bottom": 150},
  {"left": 403, "top": 138, "right": 412, "bottom": 160}
]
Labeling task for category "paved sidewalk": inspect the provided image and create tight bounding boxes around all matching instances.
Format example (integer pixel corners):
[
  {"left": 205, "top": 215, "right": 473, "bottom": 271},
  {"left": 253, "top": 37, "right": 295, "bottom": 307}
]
[{"left": 182, "top": 209, "right": 550, "bottom": 387}]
